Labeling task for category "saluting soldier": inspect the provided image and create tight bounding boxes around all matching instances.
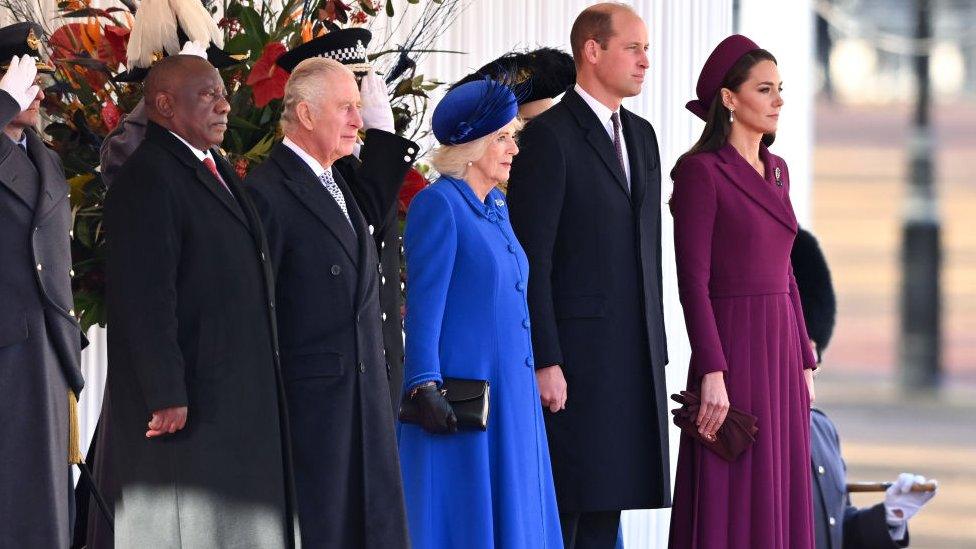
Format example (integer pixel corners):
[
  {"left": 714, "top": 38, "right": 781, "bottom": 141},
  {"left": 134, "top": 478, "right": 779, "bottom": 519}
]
[
  {"left": 0, "top": 23, "right": 87, "bottom": 549},
  {"left": 276, "top": 28, "right": 418, "bottom": 414}
]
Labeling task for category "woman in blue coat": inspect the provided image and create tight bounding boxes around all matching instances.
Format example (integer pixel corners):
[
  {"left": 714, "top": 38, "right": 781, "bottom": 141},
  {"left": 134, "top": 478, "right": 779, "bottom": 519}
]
[{"left": 398, "top": 79, "right": 563, "bottom": 549}]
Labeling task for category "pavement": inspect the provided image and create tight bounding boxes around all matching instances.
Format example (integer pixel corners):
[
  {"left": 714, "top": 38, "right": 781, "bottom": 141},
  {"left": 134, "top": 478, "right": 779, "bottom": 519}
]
[{"left": 812, "top": 98, "right": 976, "bottom": 548}]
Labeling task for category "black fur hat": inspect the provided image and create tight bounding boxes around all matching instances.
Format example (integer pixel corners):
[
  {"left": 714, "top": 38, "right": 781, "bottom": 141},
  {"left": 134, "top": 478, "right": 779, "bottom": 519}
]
[
  {"left": 450, "top": 47, "right": 576, "bottom": 105},
  {"left": 790, "top": 228, "right": 836, "bottom": 363}
]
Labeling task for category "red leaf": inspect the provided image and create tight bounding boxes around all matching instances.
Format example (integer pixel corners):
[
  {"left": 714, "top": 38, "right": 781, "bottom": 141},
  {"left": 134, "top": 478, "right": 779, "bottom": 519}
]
[
  {"left": 246, "top": 42, "right": 289, "bottom": 108},
  {"left": 398, "top": 168, "right": 427, "bottom": 215},
  {"left": 101, "top": 101, "right": 122, "bottom": 131}
]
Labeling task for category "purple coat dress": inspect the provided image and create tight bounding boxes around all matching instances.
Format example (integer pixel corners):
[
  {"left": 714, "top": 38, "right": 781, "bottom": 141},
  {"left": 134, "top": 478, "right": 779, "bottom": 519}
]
[{"left": 668, "top": 143, "right": 816, "bottom": 549}]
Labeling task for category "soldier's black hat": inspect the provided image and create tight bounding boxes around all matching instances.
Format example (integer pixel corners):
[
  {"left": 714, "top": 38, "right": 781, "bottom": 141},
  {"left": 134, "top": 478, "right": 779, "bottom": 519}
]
[
  {"left": 790, "top": 227, "right": 837, "bottom": 363},
  {"left": 276, "top": 28, "right": 372, "bottom": 74},
  {"left": 0, "top": 22, "right": 55, "bottom": 73},
  {"left": 450, "top": 47, "right": 575, "bottom": 105}
]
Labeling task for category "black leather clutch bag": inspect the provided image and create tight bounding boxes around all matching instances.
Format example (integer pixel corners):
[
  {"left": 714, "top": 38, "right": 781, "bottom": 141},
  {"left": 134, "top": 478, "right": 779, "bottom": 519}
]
[{"left": 399, "top": 377, "right": 491, "bottom": 431}]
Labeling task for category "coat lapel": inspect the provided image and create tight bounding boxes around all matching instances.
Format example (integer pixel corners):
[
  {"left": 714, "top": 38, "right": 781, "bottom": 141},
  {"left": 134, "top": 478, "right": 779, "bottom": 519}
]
[
  {"left": 26, "top": 130, "right": 69, "bottom": 224},
  {"left": 621, "top": 109, "right": 647, "bottom": 211},
  {"left": 270, "top": 144, "right": 359, "bottom": 267},
  {"left": 715, "top": 144, "right": 797, "bottom": 232},
  {"left": 0, "top": 140, "right": 38, "bottom": 210},
  {"left": 564, "top": 89, "right": 630, "bottom": 198},
  {"left": 145, "top": 122, "right": 249, "bottom": 229},
  {"left": 334, "top": 169, "right": 375, "bottom": 309}
]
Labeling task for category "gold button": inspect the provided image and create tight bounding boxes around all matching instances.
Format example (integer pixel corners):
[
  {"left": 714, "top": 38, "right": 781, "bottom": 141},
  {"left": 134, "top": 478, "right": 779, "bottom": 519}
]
[
  {"left": 382, "top": 312, "right": 387, "bottom": 321},
  {"left": 69, "top": 309, "right": 75, "bottom": 316},
  {"left": 828, "top": 517, "right": 836, "bottom": 527},
  {"left": 36, "top": 263, "right": 42, "bottom": 271},
  {"left": 69, "top": 269, "right": 75, "bottom": 277},
  {"left": 368, "top": 225, "right": 375, "bottom": 235}
]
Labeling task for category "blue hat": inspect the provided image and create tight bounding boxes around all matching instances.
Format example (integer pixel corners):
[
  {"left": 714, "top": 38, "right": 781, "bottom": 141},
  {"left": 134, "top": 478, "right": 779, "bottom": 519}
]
[{"left": 432, "top": 78, "right": 518, "bottom": 146}]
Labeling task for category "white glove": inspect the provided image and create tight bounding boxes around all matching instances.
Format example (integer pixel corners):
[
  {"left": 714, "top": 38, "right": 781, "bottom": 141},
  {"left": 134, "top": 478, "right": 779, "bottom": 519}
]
[
  {"left": 0, "top": 55, "right": 39, "bottom": 111},
  {"left": 360, "top": 71, "right": 394, "bottom": 133},
  {"left": 179, "top": 41, "right": 209, "bottom": 60},
  {"left": 885, "top": 473, "right": 937, "bottom": 526}
]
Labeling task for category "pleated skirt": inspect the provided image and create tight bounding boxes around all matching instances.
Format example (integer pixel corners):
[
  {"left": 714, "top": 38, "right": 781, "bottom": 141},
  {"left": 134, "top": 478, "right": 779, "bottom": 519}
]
[{"left": 669, "top": 292, "right": 814, "bottom": 549}]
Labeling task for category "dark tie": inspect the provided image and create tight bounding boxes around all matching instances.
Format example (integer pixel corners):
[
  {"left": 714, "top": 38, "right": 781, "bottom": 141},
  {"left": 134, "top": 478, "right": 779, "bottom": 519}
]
[
  {"left": 610, "top": 111, "right": 628, "bottom": 189},
  {"left": 202, "top": 156, "right": 232, "bottom": 194}
]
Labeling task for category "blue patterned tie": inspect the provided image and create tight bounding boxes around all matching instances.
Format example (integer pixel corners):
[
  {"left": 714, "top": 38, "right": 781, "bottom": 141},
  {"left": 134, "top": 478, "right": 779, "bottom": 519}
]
[{"left": 320, "top": 168, "right": 352, "bottom": 225}]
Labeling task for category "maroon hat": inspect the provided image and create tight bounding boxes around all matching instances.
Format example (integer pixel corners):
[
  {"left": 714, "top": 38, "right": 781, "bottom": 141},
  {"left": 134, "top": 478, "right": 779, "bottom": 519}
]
[{"left": 686, "top": 34, "right": 761, "bottom": 121}]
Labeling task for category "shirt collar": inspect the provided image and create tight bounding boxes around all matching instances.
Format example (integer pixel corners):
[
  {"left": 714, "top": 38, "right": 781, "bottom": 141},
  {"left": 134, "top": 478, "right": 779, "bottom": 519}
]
[
  {"left": 282, "top": 136, "right": 329, "bottom": 179},
  {"left": 574, "top": 83, "right": 617, "bottom": 128},
  {"left": 7, "top": 131, "right": 27, "bottom": 149},
  {"left": 168, "top": 130, "right": 212, "bottom": 162}
]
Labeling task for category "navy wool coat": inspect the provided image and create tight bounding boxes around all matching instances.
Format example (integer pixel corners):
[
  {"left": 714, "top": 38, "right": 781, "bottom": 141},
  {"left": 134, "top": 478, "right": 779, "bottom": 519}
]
[
  {"left": 245, "top": 142, "right": 408, "bottom": 549},
  {"left": 506, "top": 88, "right": 670, "bottom": 512}
]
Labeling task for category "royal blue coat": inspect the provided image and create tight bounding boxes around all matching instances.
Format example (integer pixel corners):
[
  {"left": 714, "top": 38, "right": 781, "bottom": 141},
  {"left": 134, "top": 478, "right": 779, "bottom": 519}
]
[{"left": 398, "top": 176, "right": 562, "bottom": 549}]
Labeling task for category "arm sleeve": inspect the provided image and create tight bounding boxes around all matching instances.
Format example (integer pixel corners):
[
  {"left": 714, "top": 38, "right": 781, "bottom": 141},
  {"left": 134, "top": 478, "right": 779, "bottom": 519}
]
[
  {"left": 348, "top": 129, "right": 417, "bottom": 229},
  {"left": 245, "top": 184, "right": 285, "bottom": 277},
  {"left": 0, "top": 90, "right": 20, "bottom": 128},
  {"left": 789, "top": 262, "right": 819, "bottom": 369},
  {"left": 402, "top": 188, "right": 456, "bottom": 390},
  {"left": 671, "top": 157, "right": 727, "bottom": 379},
  {"left": 843, "top": 503, "right": 907, "bottom": 549},
  {"left": 506, "top": 121, "right": 567, "bottom": 368},
  {"left": 104, "top": 164, "right": 186, "bottom": 412},
  {"left": 100, "top": 99, "right": 147, "bottom": 188}
]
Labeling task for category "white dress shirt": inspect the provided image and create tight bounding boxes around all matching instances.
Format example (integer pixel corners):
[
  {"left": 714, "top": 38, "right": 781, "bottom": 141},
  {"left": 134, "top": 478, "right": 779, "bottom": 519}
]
[
  {"left": 574, "top": 83, "right": 631, "bottom": 187},
  {"left": 168, "top": 130, "right": 215, "bottom": 163}
]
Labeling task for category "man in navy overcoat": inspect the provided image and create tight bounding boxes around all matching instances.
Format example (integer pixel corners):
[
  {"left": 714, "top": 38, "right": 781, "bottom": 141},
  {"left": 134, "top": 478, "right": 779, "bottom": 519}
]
[{"left": 507, "top": 4, "right": 669, "bottom": 547}]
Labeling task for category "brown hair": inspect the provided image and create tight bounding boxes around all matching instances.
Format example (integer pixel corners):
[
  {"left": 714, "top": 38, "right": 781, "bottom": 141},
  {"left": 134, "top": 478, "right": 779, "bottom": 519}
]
[
  {"left": 671, "top": 49, "right": 778, "bottom": 180},
  {"left": 570, "top": 3, "right": 634, "bottom": 64}
]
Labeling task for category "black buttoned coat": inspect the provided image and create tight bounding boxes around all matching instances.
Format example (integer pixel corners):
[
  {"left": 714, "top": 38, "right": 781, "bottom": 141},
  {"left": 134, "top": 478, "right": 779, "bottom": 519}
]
[
  {"left": 0, "top": 92, "right": 85, "bottom": 549},
  {"left": 88, "top": 122, "right": 298, "bottom": 548},
  {"left": 335, "top": 129, "right": 417, "bottom": 414},
  {"left": 245, "top": 142, "right": 408, "bottom": 549},
  {"left": 506, "top": 88, "right": 670, "bottom": 512}
]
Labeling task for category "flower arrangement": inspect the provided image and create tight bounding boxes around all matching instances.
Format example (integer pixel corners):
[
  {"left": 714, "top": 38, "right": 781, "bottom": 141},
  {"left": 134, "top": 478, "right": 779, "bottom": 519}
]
[{"left": 1, "top": 0, "right": 467, "bottom": 331}]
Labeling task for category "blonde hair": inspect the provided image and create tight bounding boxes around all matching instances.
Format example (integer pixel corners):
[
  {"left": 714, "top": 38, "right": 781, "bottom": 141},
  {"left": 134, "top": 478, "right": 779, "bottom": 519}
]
[
  {"left": 280, "top": 57, "right": 355, "bottom": 132},
  {"left": 430, "top": 118, "right": 524, "bottom": 179}
]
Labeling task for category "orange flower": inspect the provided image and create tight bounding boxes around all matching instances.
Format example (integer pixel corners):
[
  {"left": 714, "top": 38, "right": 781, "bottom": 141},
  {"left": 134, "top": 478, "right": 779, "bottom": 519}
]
[{"left": 246, "top": 42, "right": 289, "bottom": 107}]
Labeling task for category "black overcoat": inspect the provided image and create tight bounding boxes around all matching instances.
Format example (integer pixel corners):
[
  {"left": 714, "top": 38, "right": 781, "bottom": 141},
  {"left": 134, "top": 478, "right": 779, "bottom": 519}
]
[
  {"left": 245, "top": 142, "right": 409, "bottom": 549},
  {"left": 335, "top": 128, "right": 417, "bottom": 414},
  {"left": 88, "top": 122, "right": 298, "bottom": 548},
  {"left": 506, "top": 88, "right": 670, "bottom": 512},
  {"left": 0, "top": 92, "right": 85, "bottom": 549}
]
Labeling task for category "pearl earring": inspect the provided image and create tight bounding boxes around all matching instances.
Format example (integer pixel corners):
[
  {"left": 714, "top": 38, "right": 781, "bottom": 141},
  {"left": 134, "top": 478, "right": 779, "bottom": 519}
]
[
  {"left": 467, "top": 161, "right": 473, "bottom": 166},
  {"left": 729, "top": 109, "right": 734, "bottom": 123}
]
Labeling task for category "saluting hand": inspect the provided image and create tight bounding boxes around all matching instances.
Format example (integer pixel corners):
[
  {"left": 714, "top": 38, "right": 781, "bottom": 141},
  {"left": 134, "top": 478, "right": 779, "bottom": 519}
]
[
  {"left": 147, "top": 406, "right": 188, "bottom": 438},
  {"left": 359, "top": 72, "right": 395, "bottom": 133},
  {"left": 0, "top": 55, "right": 39, "bottom": 111},
  {"left": 697, "top": 371, "right": 729, "bottom": 441}
]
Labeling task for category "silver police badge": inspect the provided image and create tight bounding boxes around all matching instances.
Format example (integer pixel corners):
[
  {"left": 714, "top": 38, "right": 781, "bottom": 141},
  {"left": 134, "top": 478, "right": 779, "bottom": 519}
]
[{"left": 774, "top": 166, "right": 782, "bottom": 187}]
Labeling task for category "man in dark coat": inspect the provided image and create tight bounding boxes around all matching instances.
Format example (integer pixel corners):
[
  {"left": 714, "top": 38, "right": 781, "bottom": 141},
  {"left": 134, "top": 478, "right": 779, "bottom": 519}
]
[
  {"left": 0, "top": 30, "right": 86, "bottom": 548},
  {"left": 88, "top": 55, "right": 298, "bottom": 548},
  {"left": 507, "top": 4, "right": 669, "bottom": 547},
  {"left": 276, "top": 27, "right": 417, "bottom": 415},
  {"left": 792, "top": 228, "right": 936, "bottom": 549},
  {"left": 244, "top": 57, "right": 408, "bottom": 548}
]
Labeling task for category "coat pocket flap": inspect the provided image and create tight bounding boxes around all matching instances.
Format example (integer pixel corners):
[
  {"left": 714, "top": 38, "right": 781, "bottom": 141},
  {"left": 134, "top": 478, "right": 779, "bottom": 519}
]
[
  {"left": 0, "top": 311, "right": 28, "bottom": 349},
  {"left": 442, "top": 378, "right": 489, "bottom": 403},
  {"left": 284, "top": 351, "right": 344, "bottom": 381},
  {"left": 554, "top": 295, "right": 607, "bottom": 319}
]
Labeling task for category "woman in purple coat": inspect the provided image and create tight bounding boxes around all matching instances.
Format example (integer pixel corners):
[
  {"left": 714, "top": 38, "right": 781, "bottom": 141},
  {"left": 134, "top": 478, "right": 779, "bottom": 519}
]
[{"left": 668, "top": 35, "right": 817, "bottom": 549}]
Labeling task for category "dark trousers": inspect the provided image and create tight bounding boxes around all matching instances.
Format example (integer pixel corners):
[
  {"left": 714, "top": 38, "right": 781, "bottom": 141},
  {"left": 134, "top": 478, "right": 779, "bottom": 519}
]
[{"left": 560, "top": 510, "right": 621, "bottom": 549}]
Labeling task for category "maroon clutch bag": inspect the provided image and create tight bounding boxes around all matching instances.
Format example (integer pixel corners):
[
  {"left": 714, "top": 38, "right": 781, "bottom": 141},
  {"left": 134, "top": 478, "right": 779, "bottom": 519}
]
[{"left": 670, "top": 391, "right": 759, "bottom": 462}]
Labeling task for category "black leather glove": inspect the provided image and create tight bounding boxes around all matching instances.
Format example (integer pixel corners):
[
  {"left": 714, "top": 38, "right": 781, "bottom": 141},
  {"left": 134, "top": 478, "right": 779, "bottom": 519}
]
[{"left": 411, "top": 384, "right": 458, "bottom": 434}]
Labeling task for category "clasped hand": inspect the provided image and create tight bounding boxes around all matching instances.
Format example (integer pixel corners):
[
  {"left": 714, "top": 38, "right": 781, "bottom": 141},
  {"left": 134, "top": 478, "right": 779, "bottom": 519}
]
[{"left": 147, "top": 406, "right": 188, "bottom": 438}]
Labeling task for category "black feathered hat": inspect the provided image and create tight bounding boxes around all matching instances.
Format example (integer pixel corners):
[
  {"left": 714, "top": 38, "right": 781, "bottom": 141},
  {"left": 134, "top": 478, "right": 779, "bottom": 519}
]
[
  {"left": 114, "top": 0, "right": 245, "bottom": 83},
  {"left": 790, "top": 228, "right": 836, "bottom": 363},
  {"left": 449, "top": 47, "right": 576, "bottom": 105},
  {"left": 276, "top": 28, "right": 372, "bottom": 74}
]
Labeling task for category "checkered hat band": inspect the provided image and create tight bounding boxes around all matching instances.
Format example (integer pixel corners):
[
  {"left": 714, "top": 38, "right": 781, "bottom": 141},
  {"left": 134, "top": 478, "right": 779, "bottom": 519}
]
[{"left": 322, "top": 46, "right": 366, "bottom": 64}]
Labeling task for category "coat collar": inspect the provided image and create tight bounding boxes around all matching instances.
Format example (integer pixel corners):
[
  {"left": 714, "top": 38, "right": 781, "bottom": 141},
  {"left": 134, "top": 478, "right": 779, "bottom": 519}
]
[
  {"left": 714, "top": 142, "right": 797, "bottom": 232},
  {"left": 443, "top": 176, "right": 508, "bottom": 223},
  {"left": 0, "top": 136, "right": 38, "bottom": 210},
  {"left": 145, "top": 121, "right": 249, "bottom": 229},
  {"left": 562, "top": 88, "right": 639, "bottom": 202},
  {"left": 25, "top": 129, "right": 69, "bottom": 224},
  {"left": 269, "top": 142, "right": 359, "bottom": 266}
]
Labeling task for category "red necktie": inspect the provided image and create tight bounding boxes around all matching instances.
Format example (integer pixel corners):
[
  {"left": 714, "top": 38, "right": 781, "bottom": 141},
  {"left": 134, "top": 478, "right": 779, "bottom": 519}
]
[{"left": 203, "top": 156, "right": 231, "bottom": 194}]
